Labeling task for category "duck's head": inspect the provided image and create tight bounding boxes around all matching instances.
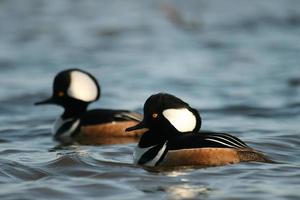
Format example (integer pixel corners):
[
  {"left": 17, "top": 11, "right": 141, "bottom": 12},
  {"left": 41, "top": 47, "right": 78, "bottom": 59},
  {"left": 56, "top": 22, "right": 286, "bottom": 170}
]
[
  {"left": 126, "top": 93, "right": 201, "bottom": 136},
  {"left": 35, "top": 68, "right": 100, "bottom": 109}
]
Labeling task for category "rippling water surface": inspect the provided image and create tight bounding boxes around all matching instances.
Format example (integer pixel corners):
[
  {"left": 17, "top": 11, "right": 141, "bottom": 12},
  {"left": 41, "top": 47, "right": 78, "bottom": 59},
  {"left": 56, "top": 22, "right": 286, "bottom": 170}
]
[{"left": 0, "top": 0, "right": 300, "bottom": 199}]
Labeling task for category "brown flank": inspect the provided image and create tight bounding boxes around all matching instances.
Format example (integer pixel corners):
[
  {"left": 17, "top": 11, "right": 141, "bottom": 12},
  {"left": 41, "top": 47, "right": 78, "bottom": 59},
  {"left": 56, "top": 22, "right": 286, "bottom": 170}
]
[{"left": 159, "top": 148, "right": 271, "bottom": 167}]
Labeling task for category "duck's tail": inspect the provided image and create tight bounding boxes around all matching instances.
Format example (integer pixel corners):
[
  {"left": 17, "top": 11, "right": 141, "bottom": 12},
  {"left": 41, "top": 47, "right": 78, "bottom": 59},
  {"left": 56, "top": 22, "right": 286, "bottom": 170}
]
[{"left": 237, "top": 148, "right": 276, "bottom": 163}]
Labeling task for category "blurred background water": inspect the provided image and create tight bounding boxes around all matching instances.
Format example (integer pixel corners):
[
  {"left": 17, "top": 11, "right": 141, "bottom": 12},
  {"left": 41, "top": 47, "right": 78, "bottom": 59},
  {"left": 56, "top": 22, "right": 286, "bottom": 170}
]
[{"left": 0, "top": 0, "right": 300, "bottom": 199}]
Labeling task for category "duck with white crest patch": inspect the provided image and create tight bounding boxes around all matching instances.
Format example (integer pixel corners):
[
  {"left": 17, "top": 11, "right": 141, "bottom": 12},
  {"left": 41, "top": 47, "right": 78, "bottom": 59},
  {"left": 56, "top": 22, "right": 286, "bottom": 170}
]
[
  {"left": 126, "top": 93, "right": 273, "bottom": 167},
  {"left": 35, "top": 68, "right": 145, "bottom": 145}
]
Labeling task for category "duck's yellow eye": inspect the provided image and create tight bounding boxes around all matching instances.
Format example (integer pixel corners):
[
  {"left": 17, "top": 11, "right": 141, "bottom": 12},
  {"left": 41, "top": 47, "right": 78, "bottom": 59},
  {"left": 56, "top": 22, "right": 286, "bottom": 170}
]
[
  {"left": 152, "top": 113, "right": 158, "bottom": 118},
  {"left": 58, "top": 91, "right": 64, "bottom": 97}
]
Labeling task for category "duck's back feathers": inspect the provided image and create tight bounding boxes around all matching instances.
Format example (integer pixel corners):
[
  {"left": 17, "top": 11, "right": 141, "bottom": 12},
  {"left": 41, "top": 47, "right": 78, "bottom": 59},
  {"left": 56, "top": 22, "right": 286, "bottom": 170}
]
[
  {"left": 168, "top": 132, "right": 249, "bottom": 150},
  {"left": 80, "top": 109, "right": 142, "bottom": 125}
]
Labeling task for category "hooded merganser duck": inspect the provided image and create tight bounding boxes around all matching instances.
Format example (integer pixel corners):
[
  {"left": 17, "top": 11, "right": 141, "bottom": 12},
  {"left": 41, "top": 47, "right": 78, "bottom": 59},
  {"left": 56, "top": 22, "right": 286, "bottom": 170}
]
[
  {"left": 126, "top": 93, "right": 272, "bottom": 167},
  {"left": 35, "top": 68, "right": 145, "bottom": 144}
]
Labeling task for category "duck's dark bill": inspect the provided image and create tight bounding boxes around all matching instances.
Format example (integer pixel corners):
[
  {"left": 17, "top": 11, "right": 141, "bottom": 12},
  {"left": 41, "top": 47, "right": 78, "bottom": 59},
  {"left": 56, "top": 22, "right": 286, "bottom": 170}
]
[
  {"left": 34, "top": 97, "right": 55, "bottom": 105},
  {"left": 125, "top": 121, "right": 146, "bottom": 132}
]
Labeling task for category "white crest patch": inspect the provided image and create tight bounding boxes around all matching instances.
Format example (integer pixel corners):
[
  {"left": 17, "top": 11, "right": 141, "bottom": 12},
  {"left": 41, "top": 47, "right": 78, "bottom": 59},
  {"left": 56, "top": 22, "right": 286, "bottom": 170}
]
[
  {"left": 67, "top": 71, "right": 98, "bottom": 102},
  {"left": 162, "top": 108, "right": 196, "bottom": 132}
]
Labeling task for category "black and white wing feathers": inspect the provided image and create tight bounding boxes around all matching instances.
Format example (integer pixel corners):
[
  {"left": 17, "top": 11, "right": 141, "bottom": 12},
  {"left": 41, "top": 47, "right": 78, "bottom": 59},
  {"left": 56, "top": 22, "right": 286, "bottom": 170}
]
[{"left": 168, "top": 132, "right": 250, "bottom": 150}]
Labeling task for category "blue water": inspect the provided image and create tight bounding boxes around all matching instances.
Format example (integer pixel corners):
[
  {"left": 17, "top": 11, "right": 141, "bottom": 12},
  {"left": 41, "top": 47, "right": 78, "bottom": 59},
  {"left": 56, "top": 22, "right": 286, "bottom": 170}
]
[{"left": 0, "top": 0, "right": 300, "bottom": 199}]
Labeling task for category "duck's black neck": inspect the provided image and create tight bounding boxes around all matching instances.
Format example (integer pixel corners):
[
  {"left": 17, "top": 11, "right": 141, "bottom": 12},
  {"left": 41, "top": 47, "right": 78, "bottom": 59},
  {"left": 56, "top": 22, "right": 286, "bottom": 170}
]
[
  {"left": 61, "top": 101, "right": 89, "bottom": 119},
  {"left": 138, "top": 130, "right": 167, "bottom": 148},
  {"left": 139, "top": 127, "right": 180, "bottom": 147}
]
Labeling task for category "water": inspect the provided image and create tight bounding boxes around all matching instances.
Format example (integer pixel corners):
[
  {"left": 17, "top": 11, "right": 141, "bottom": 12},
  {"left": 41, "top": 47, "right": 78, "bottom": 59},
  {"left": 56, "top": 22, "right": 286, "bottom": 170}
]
[{"left": 0, "top": 0, "right": 300, "bottom": 199}]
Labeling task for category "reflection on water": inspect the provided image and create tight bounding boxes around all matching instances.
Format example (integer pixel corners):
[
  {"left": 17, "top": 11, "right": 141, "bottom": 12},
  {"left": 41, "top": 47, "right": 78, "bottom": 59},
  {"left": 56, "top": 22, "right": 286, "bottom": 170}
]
[
  {"left": 166, "top": 184, "right": 210, "bottom": 200},
  {"left": 0, "top": 0, "right": 300, "bottom": 199},
  {"left": 163, "top": 170, "right": 211, "bottom": 199}
]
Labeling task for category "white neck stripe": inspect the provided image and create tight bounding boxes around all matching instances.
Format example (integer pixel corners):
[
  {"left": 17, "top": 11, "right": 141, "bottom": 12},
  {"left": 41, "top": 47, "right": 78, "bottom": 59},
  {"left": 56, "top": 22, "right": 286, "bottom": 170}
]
[
  {"left": 133, "top": 143, "right": 167, "bottom": 167},
  {"left": 52, "top": 117, "right": 80, "bottom": 142}
]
